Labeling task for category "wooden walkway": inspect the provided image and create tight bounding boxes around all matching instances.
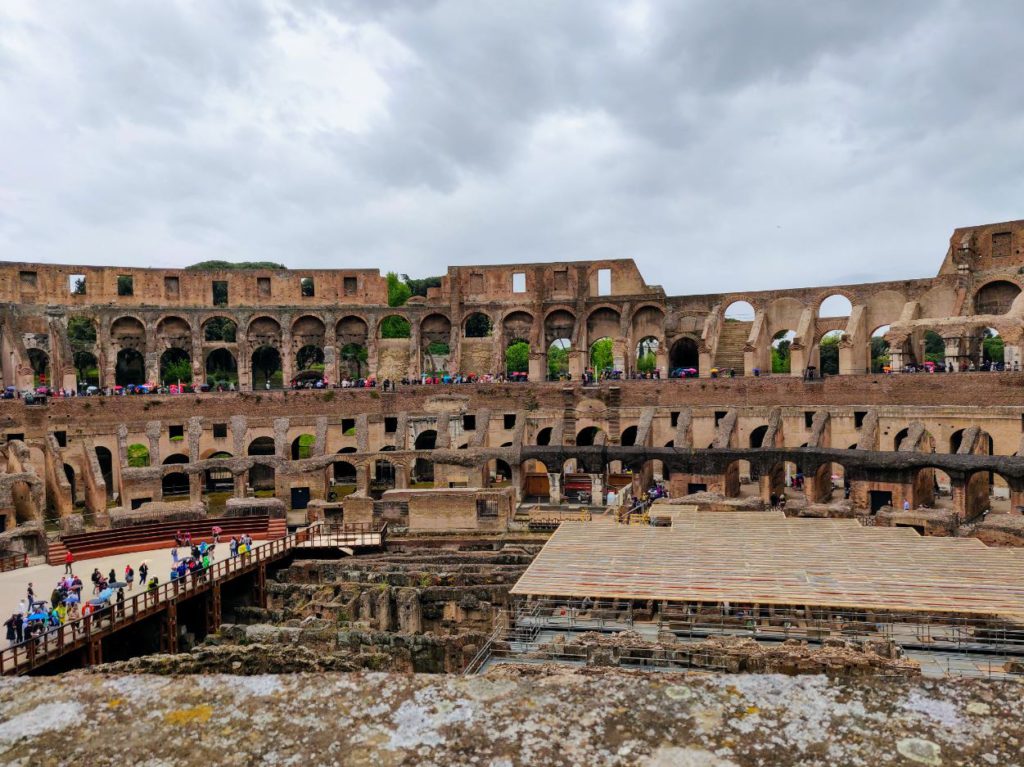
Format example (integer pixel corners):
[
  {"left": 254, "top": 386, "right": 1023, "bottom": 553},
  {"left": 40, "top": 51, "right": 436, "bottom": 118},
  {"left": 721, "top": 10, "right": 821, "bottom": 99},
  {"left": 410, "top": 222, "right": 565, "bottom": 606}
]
[{"left": 510, "top": 511, "right": 1024, "bottom": 620}]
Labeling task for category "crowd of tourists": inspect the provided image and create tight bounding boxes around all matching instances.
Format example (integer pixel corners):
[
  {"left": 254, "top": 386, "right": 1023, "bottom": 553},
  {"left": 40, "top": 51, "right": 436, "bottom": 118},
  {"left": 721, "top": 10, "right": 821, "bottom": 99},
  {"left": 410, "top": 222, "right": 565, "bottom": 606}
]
[{"left": 3, "top": 532, "right": 259, "bottom": 651}]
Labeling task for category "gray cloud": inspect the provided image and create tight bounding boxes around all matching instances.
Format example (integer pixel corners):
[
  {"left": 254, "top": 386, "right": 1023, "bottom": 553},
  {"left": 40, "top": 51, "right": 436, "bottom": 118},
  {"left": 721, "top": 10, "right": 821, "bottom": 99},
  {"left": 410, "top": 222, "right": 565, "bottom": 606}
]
[{"left": 1, "top": 0, "right": 1022, "bottom": 293}]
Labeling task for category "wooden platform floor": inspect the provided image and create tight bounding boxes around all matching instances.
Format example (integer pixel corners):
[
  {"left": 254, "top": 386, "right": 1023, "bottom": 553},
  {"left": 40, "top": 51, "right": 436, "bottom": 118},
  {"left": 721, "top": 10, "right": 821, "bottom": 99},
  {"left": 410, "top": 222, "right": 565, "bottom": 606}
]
[{"left": 510, "top": 512, "right": 1024, "bottom": 620}]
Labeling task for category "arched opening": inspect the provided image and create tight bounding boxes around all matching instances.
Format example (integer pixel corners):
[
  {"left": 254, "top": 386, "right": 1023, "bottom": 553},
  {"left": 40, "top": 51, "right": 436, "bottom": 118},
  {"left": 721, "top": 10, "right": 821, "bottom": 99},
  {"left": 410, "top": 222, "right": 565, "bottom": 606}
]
[
  {"left": 126, "top": 443, "right": 150, "bottom": 468},
  {"left": 535, "top": 427, "right": 553, "bottom": 446},
  {"left": 487, "top": 459, "right": 512, "bottom": 487},
  {"left": 982, "top": 327, "right": 1004, "bottom": 368},
  {"left": 505, "top": 340, "right": 530, "bottom": 378},
  {"left": 635, "top": 336, "right": 659, "bottom": 376},
  {"left": 204, "top": 451, "right": 233, "bottom": 493},
  {"left": 63, "top": 464, "right": 76, "bottom": 505},
  {"left": 420, "top": 314, "right": 452, "bottom": 375},
  {"left": 295, "top": 345, "right": 325, "bottom": 375},
  {"left": 724, "top": 301, "right": 755, "bottom": 321},
  {"left": 974, "top": 280, "right": 1021, "bottom": 315},
  {"left": 202, "top": 317, "right": 237, "bottom": 343},
  {"left": 115, "top": 349, "right": 145, "bottom": 387},
  {"left": 290, "top": 434, "right": 316, "bottom": 460},
  {"left": 547, "top": 339, "right": 571, "bottom": 380},
  {"left": 161, "top": 454, "right": 190, "bottom": 498},
  {"left": 749, "top": 425, "right": 769, "bottom": 448},
  {"left": 818, "top": 294, "right": 852, "bottom": 318},
  {"left": 464, "top": 312, "right": 493, "bottom": 337},
  {"left": 371, "top": 459, "right": 397, "bottom": 499},
  {"left": 414, "top": 430, "right": 437, "bottom": 450},
  {"left": 251, "top": 346, "right": 282, "bottom": 389},
  {"left": 818, "top": 330, "right": 844, "bottom": 376},
  {"left": 333, "top": 459, "right": 357, "bottom": 486},
  {"left": 668, "top": 337, "right": 699, "bottom": 377},
  {"left": 27, "top": 348, "right": 50, "bottom": 387},
  {"left": 810, "top": 462, "right": 847, "bottom": 504},
  {"left": 771, "top": 330, "right": 796, "bottom": 374},
  {"left": 337, "top": 316, "right": 370, "bottom": 379},
  {"left": 205, "top": 348, "right": 238, "bottom": 388},
  {"left": 589, "top": 338, "right": 614, "bottom": 375},
  {"left": 159, "top": 347, "right": 192, "bottom": 385},
  {"left": 379, "top": 314, "right": 411, "bottom": 339},
  {"left": 903, "top": 330, "right": 945, "bottom": 369},
  {"left": 766, "top": 460, "right": 800, "bottom": 502},
  {"left": 621, "top": 425, "right": 638, "bottom": 447},
  {"left": 95, "top": 446, "right": 113, "bottom": 499},
  {"left": 247, "top": 437, "right": 276, "bottom": 492},
  {"left": 576, "top": 426, "right": 604, "bottom": 447},
  {"left": 73, "top": 351, "right": 100, "bottom": 388},
  {"left": 412, "top": 458, "right": 434, "bottom": 485},
  {"left": 870, "top": 326, "right": 891, "bottom": 373}
]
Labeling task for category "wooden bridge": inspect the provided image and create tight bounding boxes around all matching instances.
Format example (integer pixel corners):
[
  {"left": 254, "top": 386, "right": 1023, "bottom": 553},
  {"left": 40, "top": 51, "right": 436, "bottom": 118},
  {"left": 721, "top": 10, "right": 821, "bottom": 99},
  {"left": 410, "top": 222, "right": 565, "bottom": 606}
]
[{"left": 0, "top": 522, "right": 387, "bottom": 676}]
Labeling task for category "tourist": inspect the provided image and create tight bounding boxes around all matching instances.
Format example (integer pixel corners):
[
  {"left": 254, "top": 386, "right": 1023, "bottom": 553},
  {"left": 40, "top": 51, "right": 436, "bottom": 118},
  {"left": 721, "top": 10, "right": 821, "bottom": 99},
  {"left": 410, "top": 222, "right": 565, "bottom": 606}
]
[
  {"left": 138, "top": 562, "right": 149, "bottom": 587},
  {"left": 63, "top": 549, "right": 74, "bottom": 574},
  {"left": 90, "top": 567, "right": 102, "bottom": 593},
  {"left": 115, "top": 588, "right": 125, "bottom": 618},
  {"left": 229, "top": 536, "right": 238, "bottom": 558},
  {"left": 174, "top": 530, "right": 183, "bottom": 546},
  {"left": 125, "top": 565, "right": 135, "bottom": 591},
  {"left": 25, "top": 582, "right": 34, "bottom": 607},
  {"left": 903, "top": 498, "right": 911, "bottom": 511},
  {"left": 4, "top": 613, "right": 19, "bottom": 647},
  {"left": 108, "top": 567, "right": 116, "bottom": 585}
]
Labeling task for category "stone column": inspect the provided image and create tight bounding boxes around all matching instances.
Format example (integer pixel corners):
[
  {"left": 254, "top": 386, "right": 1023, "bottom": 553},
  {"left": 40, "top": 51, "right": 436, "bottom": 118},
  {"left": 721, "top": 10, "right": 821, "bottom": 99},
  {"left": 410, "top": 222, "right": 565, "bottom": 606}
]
[
  {"left": 395, "top": 463, "right": 409, "bottom": 490},
  {"left": 409, "top": 319, "right": 422, "bottom": 380},
  {"left": 591, "top": 474, "right": 603, "bottom": 506},
  {"left": 548, "top": 472, "right": 561, "bottom": 505},
  {"left": 366, "top": 319, "right": 379, "bottom": 379},
  {"left": 280, "top": 324, "right": 293, "bottom": 388},
  {"left": 145, "top": 350, "right": 159, "bottom": 386}
]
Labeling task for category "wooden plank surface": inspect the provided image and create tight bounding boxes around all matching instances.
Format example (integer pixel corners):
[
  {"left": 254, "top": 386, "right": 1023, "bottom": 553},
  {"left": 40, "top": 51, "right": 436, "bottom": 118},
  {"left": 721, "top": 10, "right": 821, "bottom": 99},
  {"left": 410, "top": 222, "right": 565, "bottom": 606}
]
[{"left": 510, "top": 512, "right": 1024, "bottom": 620}]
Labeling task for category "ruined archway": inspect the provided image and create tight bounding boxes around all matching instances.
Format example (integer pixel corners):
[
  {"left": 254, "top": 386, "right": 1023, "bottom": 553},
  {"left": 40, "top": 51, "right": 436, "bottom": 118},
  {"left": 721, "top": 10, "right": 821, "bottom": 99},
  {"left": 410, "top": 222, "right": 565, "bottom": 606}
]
[
  {"left": 202, "top": 316, "right": 237, "bottom": 343},
  {"left": 161, "top": 454, "right": 190, "bottom": 497},
  {"left": 290, "top": 434, "right": 316, "bottom": 460},
  {"left": 115, "top": 349, "right": 145, "bottom": 387},
  {"left": 205, "top": 348, "right": 238, "bottom": 388},
  {"left": 204, "top": 451, "right": 233, "bottom": 493},
  {"left": 251, "top": 346, "right": 282, "bottom": 389},
  {"left": 771, "top": 330, "right": 796, "bottom": 374},
  {"left": 247, "top": 436, "right": 276, "bottom": 491},
  {"left": 974, "top": 280, "right": 1021, "bottom": 315},
  {"left": 668, "top": 337, "right": 699, "bottom": 377},
  {"left": 159, "top": 347, "right": 192, "bottom": 385},
  {"left": 27, "top": 348, "right": 49, "bottom": 387},
  {"left": 420, "top": 314, "right": 452, "bottom": 375}
]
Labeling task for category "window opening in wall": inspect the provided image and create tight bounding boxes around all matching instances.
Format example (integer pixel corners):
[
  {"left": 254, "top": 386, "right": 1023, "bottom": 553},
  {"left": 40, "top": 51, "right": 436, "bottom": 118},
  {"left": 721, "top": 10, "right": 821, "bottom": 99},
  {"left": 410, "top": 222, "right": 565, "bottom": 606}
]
[
  {"left": 512, "top": 272, "right": 526, "bottom": 293},
  {"left": 553, "top": 269, "right": 569, "bottom": 291},
  {"left": 19, "top": 271, "right": 37, "bottom": 289},
  {"left": 164, "top": 276, "right": 179, "bottom": 298},
  {"left": 597, "top": 268, "right": 612, "bottom": 296},
  {"left": 504, "top": 413, "right": 516, "bottom": 429},
  {"left": 384, "top": 417, "right": 398, "bottom": 434},
  {"left": 992, "top": 231, "right": 1011, "bottom": 259},
  {"left": 462, "top": 414, "right": 476, "bottom": 430},
  {"left": 117, "top": 275, "right": 134, "bottom": 296},
  {"left": 69, "top": 274, "right": 86, "bottom": 295},
  {"left": 212, "top": 423, "right": 228, "bottom": 439},
  {"left": 714, "top": 411, "right": 727, "bottom": 426},
  {"left": 804, "top": 411, "right": 815, "bottom": 428},
  {"left": 54, "top": 431, "right": 67, "bottom": 447},
  {"left": 670, "top": 411, "right": 680, "bottom": 427},
  {"left": 6, "top": 433, "right": 24, "bottom": 443},
  {"left": 476, "top": 498, "right": 499, "bottom": 518},
  {"left": 212, "top": 280, "right": 228, "bottom": 306},
  {"left": 855, "top": 411, "right": 867, "bottom": 429},
  {"left": 257, "top": 277, "right": 271, "bottom": 298},
  {"left": 169, "top": 424, "right": 184, "bottom": 440},
  {"left": 300, "top": 277, "right": 315, "bottom": 297},
  {"left": 343, "top": 276, "right": 357, "bottom": 296},
  {"left": 342, "top": 418, "right": 356, "bottom": 435}
]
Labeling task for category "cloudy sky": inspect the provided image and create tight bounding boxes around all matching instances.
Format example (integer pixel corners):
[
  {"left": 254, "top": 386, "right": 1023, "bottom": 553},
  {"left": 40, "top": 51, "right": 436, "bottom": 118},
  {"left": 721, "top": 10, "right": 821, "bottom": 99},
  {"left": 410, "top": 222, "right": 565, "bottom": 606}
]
[{"left": 1, "top": 1, "right": 1022, "bottom": 295}]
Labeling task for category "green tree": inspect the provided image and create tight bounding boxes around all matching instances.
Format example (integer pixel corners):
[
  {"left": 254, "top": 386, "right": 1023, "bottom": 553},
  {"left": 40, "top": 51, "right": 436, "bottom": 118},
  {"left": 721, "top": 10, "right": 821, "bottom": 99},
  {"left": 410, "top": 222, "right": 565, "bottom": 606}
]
[
  {"left": 548, "top": 344, "right": 569, "bottom": 378},
  {"left": 590, "top": 338, "right": 613, "bottom": 372},
  {"left": 161, "top": 357, "right": 193, "bottom": 384},
  {"left": 203, "top": 317, "right": 236, "bottom": 342},
  {"left": 186, "top": 260, "right": 286, "bottom": 270},
  {"left": 296, "top": 434, "right": 315, "bottom": 459},
  {"left": 386, "top": 272, "right": 412, "bottom": 307},
  {"left": 117, "top": 275, "right": 133, "bottom": 296},
  {"left": 401, "top": 274, "right": 442, "bottom": 297},
  {"left": 339, "top": 343, "right": 368, "bottom": 378},
  {"left": 465, "top": 313, "right": 493, "bottom": 337},
  {"left": 505, "top": 341, "right": 530, "bottom": 374},
  {"left": 818, "top": 334, "right": 841, "bottom": 376},
  {"left": 924, "top": 330, "right": 945, "bottom": 364},
  {"left": 380, "top": 315, "right": 411, "bottom": 338},
  {"left": 636, "top": 352, "right": 656, "bottom": 374},
  {"left": 870, "top": 336, "right": 890, "bottom": 373},
  {"left": 71, "top": 277, "right": 87, "bottom": 295},
  {"left": 984, "top": 333, "right": 1004, "bottom": 363},
  {"left": 126, "top": 443, "right": 150, "bottom": 468},
  {"left": 67, "top": 316, "right": 97, "bottom": 347},
  {"left": 772, "top": 340, "right": 791, "bottom": 373}
]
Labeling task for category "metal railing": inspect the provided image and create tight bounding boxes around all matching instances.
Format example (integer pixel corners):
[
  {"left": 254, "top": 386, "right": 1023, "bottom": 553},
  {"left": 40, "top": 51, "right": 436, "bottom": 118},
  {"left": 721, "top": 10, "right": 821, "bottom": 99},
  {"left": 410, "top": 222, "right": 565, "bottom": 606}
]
[
  {"left": 0, "top": 549, "right": 29, "bottom": 573},
  {"left": 0, "top": 522, "right": 387, "bottom": 676}
]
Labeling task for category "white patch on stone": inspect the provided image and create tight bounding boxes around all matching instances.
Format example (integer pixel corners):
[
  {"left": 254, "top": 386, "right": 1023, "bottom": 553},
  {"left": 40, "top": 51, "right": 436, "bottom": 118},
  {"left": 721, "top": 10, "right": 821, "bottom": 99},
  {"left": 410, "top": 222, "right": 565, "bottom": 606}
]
[
  {"left": 643, "top": 746, "right": 740, "bottom": 766},
  {"left": 896, "top": 737, "right": 942, "bottom": 765},
  {"left": 0, "top": 702, "right": 83, "bottom": 742},
  {"left": 902, "top": 693, "right": 961, "bottom": 727}
]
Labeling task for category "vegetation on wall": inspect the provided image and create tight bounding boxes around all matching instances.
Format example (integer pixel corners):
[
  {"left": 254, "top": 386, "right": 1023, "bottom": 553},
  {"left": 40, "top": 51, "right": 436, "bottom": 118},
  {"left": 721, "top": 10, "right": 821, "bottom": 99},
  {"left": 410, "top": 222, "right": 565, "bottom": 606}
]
[
  {"left": 505, "top": 341, "right": 530, "bottom": 373},
  {"left": 590, "top": 338, "right": 613, "bottom": 372}
]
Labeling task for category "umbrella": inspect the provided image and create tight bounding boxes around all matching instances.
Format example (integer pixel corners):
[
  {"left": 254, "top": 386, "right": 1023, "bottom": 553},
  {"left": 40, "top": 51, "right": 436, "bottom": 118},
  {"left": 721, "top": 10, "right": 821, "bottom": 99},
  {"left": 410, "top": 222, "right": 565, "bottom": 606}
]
[
  {"left": 96, "top": 588, "right": 113, "bottom": 602},
  {"left": 63, "top": 593, "right": 80, "bottom": 604},
  {"left": 27, "top": 612, "right": 49, "bottom": 621},
  {"left": 108, "top": 581, "right": 128, "bottom": 589},
  {"left": 88, "top": 598, "right": 109, "bottom": 607}
]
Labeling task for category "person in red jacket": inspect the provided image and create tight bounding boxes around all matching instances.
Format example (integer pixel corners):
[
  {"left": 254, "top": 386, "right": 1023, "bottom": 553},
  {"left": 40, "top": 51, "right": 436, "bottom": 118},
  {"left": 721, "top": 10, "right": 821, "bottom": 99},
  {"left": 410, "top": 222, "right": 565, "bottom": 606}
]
[{"left": 63, "top": 550, "right": 74, "bottom": 575}]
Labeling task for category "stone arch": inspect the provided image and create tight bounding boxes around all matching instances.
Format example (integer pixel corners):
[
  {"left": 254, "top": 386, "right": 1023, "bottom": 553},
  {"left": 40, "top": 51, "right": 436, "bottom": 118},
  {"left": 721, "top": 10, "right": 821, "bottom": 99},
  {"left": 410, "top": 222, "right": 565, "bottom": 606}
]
[
  {"left": 290, "top": 434, "right": 316, "bottom": 460},
  {"left": 749, "top": 425, "right": 769, "bottom": 448},
  {"left": 333, "top": 458, "right": 357, "bottom": 485},
  {"left": 535, "top": 427, "right": 553, "bottom": 446},
  {"left": 586, "top": 307, "right": 620, "bottom": 347},
  {"left": 723, "top": 300, "right": 755, "bottom": 321},
  {"left": 115, "top": 348, "right": 145, "bottom": 386},
  {"left": 202, "top": 316, "right": 237, "bottom": 343},
  {"left": 371, "top": 458, "right": 397, "bottom": 498},
  {"left": 251, "top": 346, "right": 282, "bottom": 389},
  {"left": 161, "top": 453, "right": 190, "bottom": 497},
  {"left": 502, "top": 311, "right": 534, "bottom": 344},
  {"left": 204, "top": 451, "right": 233, "bottom": 492},
  {"left": 668, "top": 336, "right": 699, "bottom": 376},
  {"left": 247, "top": 436, "right": 276, "bottom": 491},
  {"left": 544, "top": 309, "right": 575, "bottom": 380},
  {"left": 463, "top": 312, "right": 494, "bottom": 338},
  {"left": 420, "top": 314, "right": 452, "bottom": 374},
  {"left": 111, "top": 316, "right": 147, "bottom": 354},
  {"left": 337, "top": 315, "right": 370, "bottom": 379},
  {"left": 159, "top": 347, "right": 192, "bottom": 385},
  {"left": 634, "top": 336, "right": 659, "bottom": 374},
  {"left": 95, "top": 446, "right": 114, "bottom": 499},
  {"left": 26, "top": 348, "right": 49, "bottom": 387},
  {"left": 487, "top": 458, "right": 512, "bottom": 487},
  {"left": 247, "top": 316, "right": 282, "bottom": 349},
  {"left": 621, "top": 425, "right": 639, "bottom": 447},
  {"left": 576, "top": 426, "right": 604, "bottom": 447},
  {"left": 155, "top": 316, "right": 193, "bottom": 349},
  {"left": 817, "top": 293, "right": 853, "bottom": 317},
  {"left": 521, "top": 459, "right": 550, "bottom": 502},
  {"left": 205, "top": 348, "right": 238, "bottom": 388},
  {"left": 379, "top": 313, "right": 411, "bottom": 339},
  {"left": 973, "top": 279, "right": 1022, "bottom": 315},
  {"left": 414, "top": 430, "right": 437, "bottom": 450}
]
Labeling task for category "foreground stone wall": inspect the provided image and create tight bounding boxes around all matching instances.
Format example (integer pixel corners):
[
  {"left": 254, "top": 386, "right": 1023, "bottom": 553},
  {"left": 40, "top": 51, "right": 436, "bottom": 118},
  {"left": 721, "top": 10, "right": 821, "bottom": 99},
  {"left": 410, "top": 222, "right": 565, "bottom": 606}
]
[{"left": 0, "top": 671, "right": 1018, "bottom": 765}]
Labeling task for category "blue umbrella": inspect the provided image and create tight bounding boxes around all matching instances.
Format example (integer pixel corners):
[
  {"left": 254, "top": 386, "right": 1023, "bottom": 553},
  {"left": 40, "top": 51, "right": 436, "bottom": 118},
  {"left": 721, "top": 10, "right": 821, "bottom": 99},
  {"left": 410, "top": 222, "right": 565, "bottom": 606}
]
[
  {"left": 27, "top": 612, "right": 48, "bottom": 621},
  {"left": 63, "top": 593, "right": 80, "bottom": 604},
  {"left": 96, "top": 588, "right": 113, "bottom": 602}
]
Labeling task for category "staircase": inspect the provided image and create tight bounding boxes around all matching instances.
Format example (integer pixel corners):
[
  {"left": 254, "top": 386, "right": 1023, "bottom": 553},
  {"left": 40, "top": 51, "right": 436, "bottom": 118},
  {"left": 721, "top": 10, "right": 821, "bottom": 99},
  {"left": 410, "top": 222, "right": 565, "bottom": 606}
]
[{"left": 713, "top": 321, "right": 751, "bottom": 374}]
